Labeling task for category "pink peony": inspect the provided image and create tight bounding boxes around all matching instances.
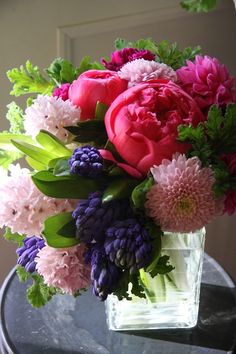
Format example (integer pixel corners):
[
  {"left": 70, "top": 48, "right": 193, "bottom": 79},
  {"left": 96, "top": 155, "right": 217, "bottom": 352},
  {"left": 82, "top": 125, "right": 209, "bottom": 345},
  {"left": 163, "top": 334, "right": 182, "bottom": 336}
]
[
  {"left": 0, "top": 164, "right": 76, "bottom": 236},
  {"left": 105, "top": 80, "right": 205, "bottom": 176},
  {"left": 101, "top": 47, "right": 155, "bottom": 71},
  {"left": 68, "top": 70, "right": 127, "bottom": 120},
  {"left": 24, "top": 95, "right": 81, "bottom": 142},
  {"left": 177, "top": 55, "right": 236, "bottom": 111},
  {"left": 145, "top": 154, "right": 221, "bottom": 232},
  {"left": 53, "top": 83, "right": 71, "bottom": 101},
  {"left": 223, "top": 190, "right": 236, "bottom": 215},
  {"left": 36, "top": 243, "right": 91, "bottom": 294},
  {"left": 119, "top": 59, "right": 177, "bottom": 87}
]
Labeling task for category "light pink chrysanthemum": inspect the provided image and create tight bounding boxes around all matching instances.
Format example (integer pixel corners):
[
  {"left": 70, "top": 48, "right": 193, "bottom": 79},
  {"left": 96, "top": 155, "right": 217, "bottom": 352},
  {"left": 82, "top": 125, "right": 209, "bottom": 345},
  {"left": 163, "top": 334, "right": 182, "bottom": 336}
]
[
  {"left": 0, "top": 164, "right": 76, "bottom": 236},
  {"left": 145, "top": 154, "right": 221, "bottom": 233},
  {"left": 24, "top": 95, "right": 81, "bottom": 141},
  {"left": 177, "top": 55, "right": 236, "bottom": 111},
  {"left": 118, "top": 59, "right": 177, "bottom": 87},
  {"left": 36, "top": 244, "right": 91, "bottom": 294}
]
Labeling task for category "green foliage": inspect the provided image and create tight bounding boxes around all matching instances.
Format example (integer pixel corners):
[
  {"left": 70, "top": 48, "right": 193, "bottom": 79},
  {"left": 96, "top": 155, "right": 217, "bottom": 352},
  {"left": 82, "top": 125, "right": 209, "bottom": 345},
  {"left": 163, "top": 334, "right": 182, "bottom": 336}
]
[
  {"left": 16, "top": 266, "right": 31, "bottom": 282},
  {"left": 112, "top": 271, "right": 145, "bottom": 301},
  {"left": 131, "top": 176, "right": 154, "bottom": 209},
  {"left": 43, "top": 212, "right": 78, "bottom": 248},
  {"left": 148, "top": 255, "right": 175, "bottom": 277},
  {"left": 46, "top": 58, "right": 77, "bottom": 84},
  {"left": 180, "top": 0, "right": 218, "bottom": 13},
  {"left": 65, "top": 119, "right": 107, "bottom": 146},
  {"left": 95, "top": 102, "right": 108, "bottom": 120},
  {"left": 6, "top": 102, "right": 24, "bottom": 133},
  {"left": 0, "top": 150, "right": 22, "bottom": 169},
  {"left": 102, "top": 178, "right": 139, "bottom": 203},
  {"left": 53, "top": 158, "right": 70, "bottom": 177},
  {"left": 35, "top": 130, "right": 71, "bottom": 157},
  {"left": 32, "top": 170, "right": 103, "bottom": 199},
  {"left": 7, "top": 61, "right": 53, "bottom": 96},
  {"left": 75, "top": 56, "right": 104, "bottom": 77},
  {"left": 114, "top": 38, "right": 201, "bottom": 70},
  {"left": 178, "top": 104, "right": 236, "bottom": 196},
  {"left": 27, "top": 273, "right": 59, "bottom": 308},
  {"left": 3, "top": 228, "right": 25, "bottom": 246}
]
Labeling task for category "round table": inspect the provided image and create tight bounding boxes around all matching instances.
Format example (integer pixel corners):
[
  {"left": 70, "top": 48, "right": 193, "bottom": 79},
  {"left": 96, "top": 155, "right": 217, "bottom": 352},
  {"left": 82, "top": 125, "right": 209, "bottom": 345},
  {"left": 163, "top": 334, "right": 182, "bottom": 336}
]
[{"left": 0, "top": 254, "right": 236, "bottom": 354}]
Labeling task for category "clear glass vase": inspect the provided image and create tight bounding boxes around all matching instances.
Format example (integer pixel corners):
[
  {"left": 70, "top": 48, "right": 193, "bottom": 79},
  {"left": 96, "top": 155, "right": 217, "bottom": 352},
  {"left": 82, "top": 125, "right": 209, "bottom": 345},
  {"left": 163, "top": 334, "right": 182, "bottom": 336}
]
[{"left": 105, "top": 228, "right": 205, "bottom": 330}]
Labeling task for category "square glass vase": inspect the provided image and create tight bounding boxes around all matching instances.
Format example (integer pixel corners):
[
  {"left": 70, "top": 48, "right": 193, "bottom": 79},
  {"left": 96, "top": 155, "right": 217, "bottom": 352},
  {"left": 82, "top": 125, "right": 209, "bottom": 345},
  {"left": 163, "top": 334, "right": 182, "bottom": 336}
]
[{"left": 105, "top": 228, "right": 205, "bottom": 331}]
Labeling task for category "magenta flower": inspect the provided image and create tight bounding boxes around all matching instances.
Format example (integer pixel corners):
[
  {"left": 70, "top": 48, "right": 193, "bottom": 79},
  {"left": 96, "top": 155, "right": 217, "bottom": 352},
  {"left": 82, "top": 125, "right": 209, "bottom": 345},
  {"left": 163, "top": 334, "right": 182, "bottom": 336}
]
[
  {"left": 53, "top": 83, "right": 70, "bottom": 101},
  {"left": 101, "top": 47, "right": 155, "bottom": 71},
  {"left": 36, "top": 244, "right": 91, "bottom": 295},
  {"left": 224, "top": 190, "right": 236, "bottom": 216},
  {"left": 177, "top": 55, "right": 236, "bottom": 112},
  {"left": 145, "top": 154, "right": 222, "bottom": 233}
]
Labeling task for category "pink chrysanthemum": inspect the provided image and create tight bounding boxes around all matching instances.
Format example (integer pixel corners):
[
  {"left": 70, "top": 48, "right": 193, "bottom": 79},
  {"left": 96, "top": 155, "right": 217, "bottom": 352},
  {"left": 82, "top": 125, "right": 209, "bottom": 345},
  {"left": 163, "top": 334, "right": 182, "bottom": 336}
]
[
  {"left": 145, "top": 154, "right": 221, "bottom": 232},
  {"left": 24, "top": 95, "right": 81, "bottom": 141},
  {"left": 0, "top": 164, "right": 76, "bottom": 236},
  {"left": 177, "top": 55, "right": 236, "bottom": 111},
  {"left": 119, "top": 59, "right": 177, "bottom": 87},
  {"left": 36, "top": 244, "right": 91, "bottom": 294}
]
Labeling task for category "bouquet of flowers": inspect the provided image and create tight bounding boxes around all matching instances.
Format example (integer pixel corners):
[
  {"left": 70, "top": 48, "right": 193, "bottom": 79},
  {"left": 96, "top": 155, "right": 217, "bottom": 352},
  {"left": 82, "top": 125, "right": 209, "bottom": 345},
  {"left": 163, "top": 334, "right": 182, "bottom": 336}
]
[{"left": 0, "top": 38, "right": 236, "bottom": 310}]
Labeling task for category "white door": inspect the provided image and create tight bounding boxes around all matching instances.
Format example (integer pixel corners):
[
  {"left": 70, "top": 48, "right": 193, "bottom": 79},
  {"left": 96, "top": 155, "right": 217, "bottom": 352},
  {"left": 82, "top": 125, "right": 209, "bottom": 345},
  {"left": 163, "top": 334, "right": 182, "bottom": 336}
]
[{"left": 0, "top": 0, "right": 235, "bottom": 282}]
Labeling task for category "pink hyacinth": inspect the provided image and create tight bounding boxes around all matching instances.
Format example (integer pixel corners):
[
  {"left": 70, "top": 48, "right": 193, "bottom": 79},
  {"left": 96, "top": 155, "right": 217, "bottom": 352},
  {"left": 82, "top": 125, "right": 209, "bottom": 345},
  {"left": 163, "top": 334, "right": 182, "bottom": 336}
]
[
  {"left": 119, "top": 59, "right": 177, "bottom": 87},
  {"left": 0, "top": 164, "right": 76, "bottom": 236},
  {"left": 36, "top": 244, "right": 91, "bottom": 294},
  {"left": 145, "top": 154, "right": 221, "bottom": 233},
  {"left": 177, "top": 55, "right": 236, "bottom": 111}
]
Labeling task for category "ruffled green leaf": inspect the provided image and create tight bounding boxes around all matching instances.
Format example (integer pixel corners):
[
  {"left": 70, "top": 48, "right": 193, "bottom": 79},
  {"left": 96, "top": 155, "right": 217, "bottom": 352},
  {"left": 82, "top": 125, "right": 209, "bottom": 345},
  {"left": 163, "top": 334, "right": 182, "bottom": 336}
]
[
  {"left": 6, "top": 102, "right": 24, "bottom": 133},
  {"left": 181, "top": 0, "right": 218, "bottom": 13}
]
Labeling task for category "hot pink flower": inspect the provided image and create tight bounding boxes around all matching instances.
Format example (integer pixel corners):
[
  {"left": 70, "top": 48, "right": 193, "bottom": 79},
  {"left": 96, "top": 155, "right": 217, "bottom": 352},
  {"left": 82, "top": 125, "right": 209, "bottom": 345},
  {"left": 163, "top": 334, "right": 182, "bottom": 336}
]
[
  {"left": 68, "top": 70, "right": 127, "bottom": 120},
  {"left": 105, "top": 80, "right": 205, "bottom": 176},
  {"left": 145, "top": 154, "right": 221, "bottom": 232},
  {"left": 101, "top": 47, "right": 155, "bottom": 71},
  {"left": 177, "top": 55, "right": 236, "bottom": 111},
  {"left": 223, "top": 190, "right": 236, "bottom": 215},
  {"left": 53, "top": 83, "right": 70, "bottom": 101},
  {"left": 36, "top": 244, "right": 91, "bottom": 294}
]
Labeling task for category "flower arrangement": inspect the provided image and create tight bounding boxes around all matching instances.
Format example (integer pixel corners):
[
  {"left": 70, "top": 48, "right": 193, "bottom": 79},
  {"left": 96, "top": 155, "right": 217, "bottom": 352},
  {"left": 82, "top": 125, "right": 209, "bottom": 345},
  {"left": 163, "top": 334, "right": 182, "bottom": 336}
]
[{"left": 0, "top": 38, "right": 236, "bottom": 309}]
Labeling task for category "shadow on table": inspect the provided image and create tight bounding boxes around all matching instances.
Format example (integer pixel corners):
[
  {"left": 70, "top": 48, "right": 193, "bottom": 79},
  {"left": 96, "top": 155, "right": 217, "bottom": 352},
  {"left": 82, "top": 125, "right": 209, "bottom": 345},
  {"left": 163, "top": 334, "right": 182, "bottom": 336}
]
[{"left": 125, "top": 283, "right": 236, "bottom": 352}]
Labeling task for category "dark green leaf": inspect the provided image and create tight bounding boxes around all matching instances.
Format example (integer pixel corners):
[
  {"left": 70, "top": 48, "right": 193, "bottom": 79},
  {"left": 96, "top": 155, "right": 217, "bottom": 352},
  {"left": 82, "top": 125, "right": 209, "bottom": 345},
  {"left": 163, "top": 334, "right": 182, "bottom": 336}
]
[
  {"left": 95, "top": 101, "right": 108, "bottom": 120},
  {"left": 131, "top": 177, "right": 154, "bottom": 209},
  {"left": 7, "top": 61, "right": 53, "bottom": 96},
  {"left": 102, "top": 178, "right": 138, "bottom": 203},
  {"left": 53, "top": 158, "right": 71, "bottom": 177},
  {"left": 32, "top": 170, "right": 103, "bottom": 199},
  {"left": 43, "top": 212, "right": 78, "bottom": 248},
  {"left": 65, "top": 119, "right": 107, "bottom": 145},
  {"left": 16, "top": 266, "right": 31, "bottom": 282},
  {"left": 46, "top": 58, "right": 77, "bottom": 84},
  {"left": 3, "top": 227, "right": 25, "bottom": 246},
  {"left": 149, "top": 255, "right": 175, "bottom": 277}
]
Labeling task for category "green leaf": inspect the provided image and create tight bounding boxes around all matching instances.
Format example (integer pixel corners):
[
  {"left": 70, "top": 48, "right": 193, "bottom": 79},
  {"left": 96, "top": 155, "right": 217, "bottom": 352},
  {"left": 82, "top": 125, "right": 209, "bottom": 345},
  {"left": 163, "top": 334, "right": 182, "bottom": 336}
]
[
  {"left": 27, "top": 274, "right": 57, "bottom": 308},
  {"left": 0, "top": 133, "right": 34, "bottom": 151},
  {"left": 32, "top": 170, "right": 103, "bottom": 198},
  {"left": 25, "top": 156, "right": 46, "bottom": 171},
  {"left": 75, "top": 56, "right": 104, "bottom": 77},
  {"left": 6, "top": 102, "right": 24, "bottom": 133},
  {"left": 11, "top": 139, "right": 57, "bottom": 165},
  {"left": 53, "top": 158, "right": 71, "bottom": 177},
  {"left": 7, "top": 60, "right": 53, "bottom": 96},
  {"left": 65, "top": 119, "right": 107, "bottom": 145},
  {"left": 114, "top": 38, "right": 129, "bottom": 50},
  {"left": 16, "top": 266, "right": 31, "bottom": 282},
  {"left": 36, "top": 130, "right": 71, "bottom": 157},
  {"left": 149, "top": 255, "right": 174, "bottom": 277},
  {"left": 3, "top": 227, "right": 25, "bottom": 246},
  {"left": 43, "top": 212, "right": 78, "bottom": 248},
  {"left": 131, "top": 177, "right": 154, "bottom": 209},
  {"left": 0, "top": 149, "right": 22, "bottom": 169},
  {"left": 46, "top": 58, "right": 77, "bottom": 84},
  {"left": 95, "top": 101, "right": 108, "bottom": 120},
  {"left": 180, "top": 0, "right": 218, "bottom": 13},
  {"left": 102, "top": 178, "right": 139, "bottom": 203}
]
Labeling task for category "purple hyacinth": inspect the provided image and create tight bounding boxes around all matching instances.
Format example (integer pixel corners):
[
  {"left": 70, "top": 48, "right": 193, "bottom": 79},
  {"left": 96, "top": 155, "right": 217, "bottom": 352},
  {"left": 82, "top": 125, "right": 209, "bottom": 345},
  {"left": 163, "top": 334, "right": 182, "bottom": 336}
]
[
  {"left": 16, "top": 236, "right": 45, "bottom": 273},
  {"left": 72, "top": 191, "right": 130, "bottom": 243},
  {"left": 69, "top": 146, "right": 103, "bottom": 178},
  {"left": 85, "top": 244, "right": 122, "bottom": 301},
  {"left": 104, "top": 218, "right": 152, "bottom": 275}
]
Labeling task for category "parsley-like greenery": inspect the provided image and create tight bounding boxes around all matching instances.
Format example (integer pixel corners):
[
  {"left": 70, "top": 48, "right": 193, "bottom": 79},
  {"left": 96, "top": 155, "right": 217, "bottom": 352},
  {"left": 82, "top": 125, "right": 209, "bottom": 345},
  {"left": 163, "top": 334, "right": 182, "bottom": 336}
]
[{"left": 180, "top": 0, "right": 218, "bottom": 13}]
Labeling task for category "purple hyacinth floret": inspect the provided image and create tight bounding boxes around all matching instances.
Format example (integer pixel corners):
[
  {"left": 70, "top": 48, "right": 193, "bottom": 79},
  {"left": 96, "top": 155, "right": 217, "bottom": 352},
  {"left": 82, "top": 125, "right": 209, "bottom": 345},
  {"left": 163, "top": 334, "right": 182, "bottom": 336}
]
[
  {"left": 16, "top": 236, "right": 45, "bottom": 273},
  {"left": 69, "top": 146, "right": 103, "bottom": 178},
  {"left": 85, "top": 244, "right": 122, "bottom": 301},
  {"left": 72, "top": 191, "right": 130, "bottom": 243},
  {"left": 104, "top": 218, "right": 152, "bottom": 275}
]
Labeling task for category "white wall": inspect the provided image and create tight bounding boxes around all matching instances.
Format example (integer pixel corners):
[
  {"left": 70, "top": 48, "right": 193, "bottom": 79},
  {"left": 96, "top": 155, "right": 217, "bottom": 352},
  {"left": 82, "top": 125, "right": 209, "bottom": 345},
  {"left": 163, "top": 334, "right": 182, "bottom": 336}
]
[{"left": 0, "top": 0, "right": 235, "bottom": 283}]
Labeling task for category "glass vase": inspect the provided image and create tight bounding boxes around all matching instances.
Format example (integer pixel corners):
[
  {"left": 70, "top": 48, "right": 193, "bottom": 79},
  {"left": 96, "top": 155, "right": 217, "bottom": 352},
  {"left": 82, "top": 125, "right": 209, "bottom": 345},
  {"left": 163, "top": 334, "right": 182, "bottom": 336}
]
[{"left": 105, "top": 228, "right": 205, "bottom": 330}]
